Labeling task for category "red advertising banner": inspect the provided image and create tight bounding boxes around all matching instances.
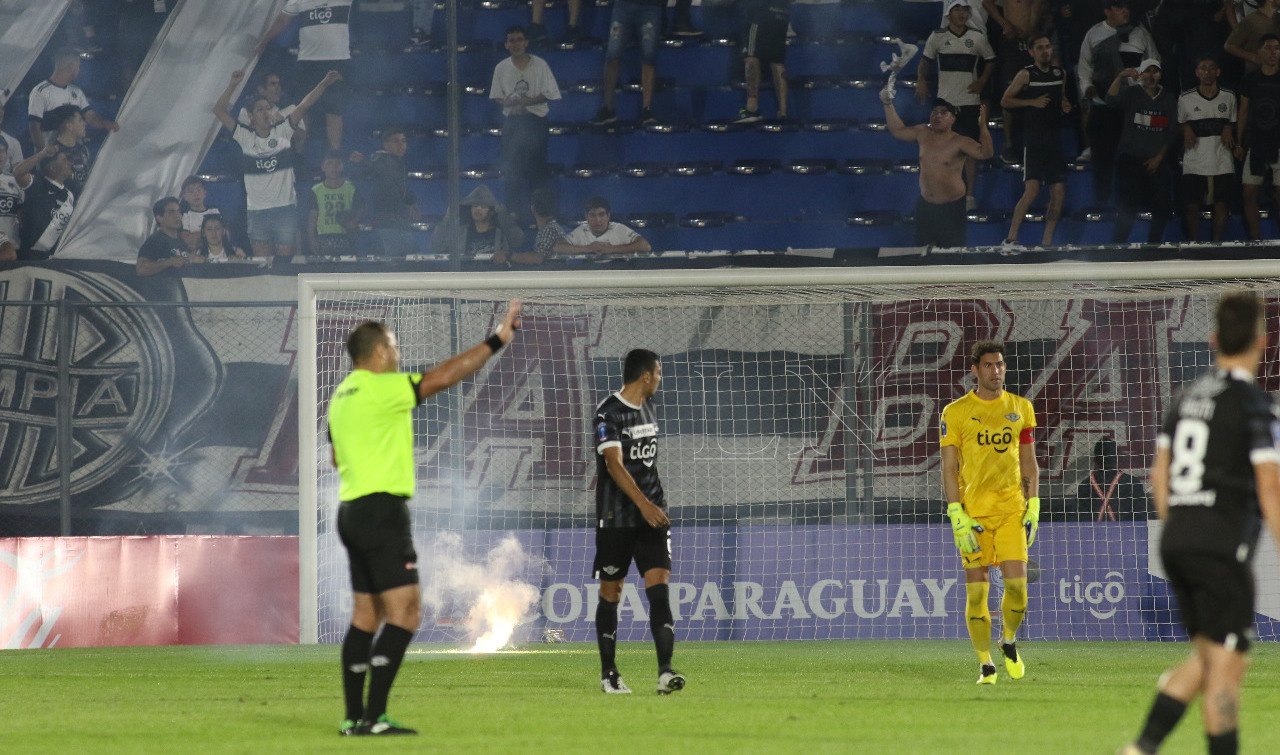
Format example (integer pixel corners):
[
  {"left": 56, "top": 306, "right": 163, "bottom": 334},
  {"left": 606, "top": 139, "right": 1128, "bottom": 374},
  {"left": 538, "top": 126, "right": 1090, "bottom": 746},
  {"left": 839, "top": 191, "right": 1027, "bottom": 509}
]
[{"left": 0, "top": 536, "right": 299, "bottom": 648}]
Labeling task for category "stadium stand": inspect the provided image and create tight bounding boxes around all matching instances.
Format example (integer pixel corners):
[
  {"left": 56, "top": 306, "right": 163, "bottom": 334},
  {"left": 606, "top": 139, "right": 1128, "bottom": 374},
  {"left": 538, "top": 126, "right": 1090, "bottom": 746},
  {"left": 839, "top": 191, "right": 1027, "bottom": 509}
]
[{"left": 1, "top": 0, "right": 1275, "bottom": 256}]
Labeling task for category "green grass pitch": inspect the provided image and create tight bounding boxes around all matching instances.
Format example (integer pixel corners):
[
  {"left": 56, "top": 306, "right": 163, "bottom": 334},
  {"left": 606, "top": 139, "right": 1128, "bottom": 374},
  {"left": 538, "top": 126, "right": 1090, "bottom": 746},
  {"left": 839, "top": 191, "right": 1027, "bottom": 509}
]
[{"left": 4, "top": 640, "right": 1278, "bottom": 753}]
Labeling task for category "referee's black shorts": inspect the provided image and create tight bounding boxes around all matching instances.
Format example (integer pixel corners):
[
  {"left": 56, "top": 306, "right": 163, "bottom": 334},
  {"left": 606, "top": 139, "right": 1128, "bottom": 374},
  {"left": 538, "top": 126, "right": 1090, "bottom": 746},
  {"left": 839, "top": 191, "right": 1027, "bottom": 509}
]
[
  {"left": 593, "top": 525, "right": 672, "bottom": 580},
  {"left": 1161, "top": 547, "right": 1256, "bottom": 652},
  {"left": 337, "top": 492, "right": 419, "bottom": 594}
]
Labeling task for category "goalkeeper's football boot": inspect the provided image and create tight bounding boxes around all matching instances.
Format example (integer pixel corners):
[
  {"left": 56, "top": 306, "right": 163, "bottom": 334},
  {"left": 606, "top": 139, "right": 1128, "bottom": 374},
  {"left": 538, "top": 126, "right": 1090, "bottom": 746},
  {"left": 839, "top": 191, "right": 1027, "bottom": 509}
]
[
  {"left": 1001, "top": 642, "right": 1025, "bottom": 680},
  {"left": 601, "top": 669, "right": 632, "bottom": 694},
  {"left": 976, "top": 663, "right": 998, "bottom": 685},
  {"left": 656, "top": 669, "right": 686, "bottom": 695},
  {"left": 338, "top": 719, "right": 362, "bottom": 736},
  {"left": 361, "top": 714, "right": 417, "bottom": 735}
]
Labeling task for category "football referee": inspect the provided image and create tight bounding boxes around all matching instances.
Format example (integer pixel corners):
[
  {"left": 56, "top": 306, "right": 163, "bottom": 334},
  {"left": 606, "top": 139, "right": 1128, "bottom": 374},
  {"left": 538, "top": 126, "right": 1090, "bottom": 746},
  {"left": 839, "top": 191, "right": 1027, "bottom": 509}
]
[
  {"left": 1122, "top": 291, "right": 1280, "bottom": 755},
  {"left": 592, "top": 349, "right": 685, "bottom": 695},
  {"left": 327, "top": 300, "right": 522, "bottom": 735}
]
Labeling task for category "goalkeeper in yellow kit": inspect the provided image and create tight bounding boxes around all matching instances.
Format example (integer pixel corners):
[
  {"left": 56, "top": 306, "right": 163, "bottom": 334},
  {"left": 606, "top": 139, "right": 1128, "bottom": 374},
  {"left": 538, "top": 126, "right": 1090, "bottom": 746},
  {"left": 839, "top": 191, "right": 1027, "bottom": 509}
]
[{"left": 939, "top": 341, "right": 1040, "bottom": 685}]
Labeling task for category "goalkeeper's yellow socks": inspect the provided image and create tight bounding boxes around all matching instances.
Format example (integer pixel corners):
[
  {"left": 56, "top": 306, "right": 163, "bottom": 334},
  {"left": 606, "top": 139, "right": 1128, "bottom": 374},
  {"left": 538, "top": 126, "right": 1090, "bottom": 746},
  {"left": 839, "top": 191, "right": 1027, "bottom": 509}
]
[
  {"left": 1001, "top": 577, "right": 1028, "bottom": 639},
  {"left": 965, "top": 581, "right": 991, "bottom": 665}
]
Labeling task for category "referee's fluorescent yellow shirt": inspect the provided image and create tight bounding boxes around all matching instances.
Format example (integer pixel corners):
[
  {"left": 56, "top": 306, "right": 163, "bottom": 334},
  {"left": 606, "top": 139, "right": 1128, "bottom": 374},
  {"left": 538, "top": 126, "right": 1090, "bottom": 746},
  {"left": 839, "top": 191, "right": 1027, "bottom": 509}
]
[
  {"left": 327, "top": 369, "right": 422, "bottom": 501},
  {"left": 939, "top": 390, "right": 1037, "bottom": 518}
]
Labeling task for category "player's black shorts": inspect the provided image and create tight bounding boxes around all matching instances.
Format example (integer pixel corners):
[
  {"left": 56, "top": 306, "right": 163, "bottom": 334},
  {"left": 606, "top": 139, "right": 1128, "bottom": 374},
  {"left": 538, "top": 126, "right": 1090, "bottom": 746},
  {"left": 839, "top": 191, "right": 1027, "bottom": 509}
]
[
  {"left": 1180, "top": 172, "right": 1238, "bottom": 206},
  {"left": 952, "top": 105, "right": 980, "bottom": 141},
  {"left": 337, "top": 492, "right": 419, "bottom": 594},
  {"left": 1160, "top": 548, "right": 1255, "bottom": 652},
  {"left": 742, "top": 4, "right": 789, "bottom": 68},
  {"left": 296, "top": 59, "right": 351, "bottom": 117},
  {"left": 593, "top": 525, "right": 672, "bottom": 580},
  {"left": 1022, "top": 142, "right": 1067, "bottom": 185}
]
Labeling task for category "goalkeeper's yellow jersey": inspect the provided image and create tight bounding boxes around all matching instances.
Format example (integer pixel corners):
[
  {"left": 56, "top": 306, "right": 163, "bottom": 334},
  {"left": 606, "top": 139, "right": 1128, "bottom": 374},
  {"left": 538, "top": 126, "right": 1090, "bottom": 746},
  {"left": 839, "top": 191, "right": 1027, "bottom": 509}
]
[{"left": 939, "top": 390, "right": 1037, "bottom": 518}]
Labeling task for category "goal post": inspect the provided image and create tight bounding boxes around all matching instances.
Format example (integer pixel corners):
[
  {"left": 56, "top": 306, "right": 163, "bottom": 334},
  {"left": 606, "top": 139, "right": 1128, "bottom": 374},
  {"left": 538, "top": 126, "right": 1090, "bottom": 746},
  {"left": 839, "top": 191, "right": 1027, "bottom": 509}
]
[{"left": 298, "top": 262, "right": 1280, "bottom": 645}]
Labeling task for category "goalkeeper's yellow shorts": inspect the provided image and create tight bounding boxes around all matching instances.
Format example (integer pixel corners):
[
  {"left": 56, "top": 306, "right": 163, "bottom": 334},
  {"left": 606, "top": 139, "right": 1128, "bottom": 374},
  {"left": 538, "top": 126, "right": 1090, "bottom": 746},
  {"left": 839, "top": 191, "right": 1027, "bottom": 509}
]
[{"left": 961, "top": 510, "right": 1027, "bottom": 570}]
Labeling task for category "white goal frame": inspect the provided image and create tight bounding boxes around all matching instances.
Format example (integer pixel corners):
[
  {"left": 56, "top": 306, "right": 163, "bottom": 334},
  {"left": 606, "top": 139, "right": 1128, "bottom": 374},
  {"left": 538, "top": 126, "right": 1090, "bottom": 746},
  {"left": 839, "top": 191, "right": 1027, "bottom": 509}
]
[{"left": 297, "top": 260, "right": 1280, "bottom": 644}]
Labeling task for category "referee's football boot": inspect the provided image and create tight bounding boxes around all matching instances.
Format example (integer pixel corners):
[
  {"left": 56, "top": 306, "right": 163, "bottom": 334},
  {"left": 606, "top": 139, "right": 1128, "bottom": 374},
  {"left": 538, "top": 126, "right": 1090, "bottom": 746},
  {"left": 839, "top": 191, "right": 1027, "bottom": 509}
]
[
  {"left": 601, "top": 669, "right": 632, "bottom": 694},
  {"left": 1001, "top": 641, "right": 1025, "bottom": 680},
  {"left": 360, "top": 714, "right": 418, "bottom": 735},
  {"left": 656, "top": 669, "right": 686, "bottom": 695},
  {"left": 976, "top": 663, "right": 998, "bottom": 685}
]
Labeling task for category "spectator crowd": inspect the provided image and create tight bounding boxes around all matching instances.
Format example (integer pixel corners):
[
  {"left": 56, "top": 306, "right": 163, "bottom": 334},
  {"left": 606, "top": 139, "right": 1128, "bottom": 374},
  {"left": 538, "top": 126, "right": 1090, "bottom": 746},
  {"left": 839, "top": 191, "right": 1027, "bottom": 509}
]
[{"left": 3, "top": 0, "right": 1280, "bottom": 268}]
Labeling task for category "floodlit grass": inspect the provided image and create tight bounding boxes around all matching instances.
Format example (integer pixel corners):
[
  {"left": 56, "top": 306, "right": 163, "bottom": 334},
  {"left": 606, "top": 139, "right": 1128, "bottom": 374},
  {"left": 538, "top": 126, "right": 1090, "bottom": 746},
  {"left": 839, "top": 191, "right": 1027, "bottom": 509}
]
[{"left": 4, "top": 641, "right": 1279, "bottom": 753}]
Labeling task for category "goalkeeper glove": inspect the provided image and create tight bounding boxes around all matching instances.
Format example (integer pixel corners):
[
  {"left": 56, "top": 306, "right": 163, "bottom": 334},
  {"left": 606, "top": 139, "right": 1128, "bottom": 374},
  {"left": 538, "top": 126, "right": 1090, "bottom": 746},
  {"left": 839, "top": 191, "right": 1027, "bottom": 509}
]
[
  {"left": 1023, "top": 496, "right": 1041, "bottom": 548},
  {"left": 947, "top": 502, "right": 983, "bottom": 554}
]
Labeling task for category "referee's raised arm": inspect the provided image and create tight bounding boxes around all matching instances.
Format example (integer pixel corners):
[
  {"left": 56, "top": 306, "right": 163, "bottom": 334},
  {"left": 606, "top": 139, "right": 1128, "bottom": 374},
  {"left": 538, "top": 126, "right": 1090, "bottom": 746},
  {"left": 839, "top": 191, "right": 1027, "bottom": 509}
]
[{"left": 416, "top": 299, "right": 522, "bottom": 400}]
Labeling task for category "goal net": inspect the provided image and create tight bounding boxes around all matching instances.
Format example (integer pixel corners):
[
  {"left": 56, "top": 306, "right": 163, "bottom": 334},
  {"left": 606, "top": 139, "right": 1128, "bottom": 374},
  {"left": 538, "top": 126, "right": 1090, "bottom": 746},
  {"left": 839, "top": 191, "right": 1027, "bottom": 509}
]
[{"left": 298, "top": 264, "right": 1280, "bottom": 645}]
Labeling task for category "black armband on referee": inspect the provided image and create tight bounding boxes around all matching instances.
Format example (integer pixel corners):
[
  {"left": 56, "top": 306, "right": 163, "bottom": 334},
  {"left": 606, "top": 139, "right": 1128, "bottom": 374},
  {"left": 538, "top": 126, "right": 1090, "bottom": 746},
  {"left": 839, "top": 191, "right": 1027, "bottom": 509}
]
[{"left": 485, "top": 334, "right": 505, "bottom": 354}]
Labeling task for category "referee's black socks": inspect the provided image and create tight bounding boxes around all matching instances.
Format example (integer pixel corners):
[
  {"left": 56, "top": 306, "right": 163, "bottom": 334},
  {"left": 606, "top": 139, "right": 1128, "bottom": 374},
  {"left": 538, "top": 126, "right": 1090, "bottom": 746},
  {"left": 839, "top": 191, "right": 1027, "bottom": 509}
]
[
  {"left": 341, "top": 626, "right": 375, "bottom": 722},
  {"left": 365, "top": 623, "right": 414, "bottom": 721},
  {"left": 596, "top": 598, "right": 619, "bottom": 675},
  {"left": 1136, "top": 692, "right": 1188, "bottom": 753},
  {"left": 646, "top": 584, "right": 675, "bottom": 672},
  {"left": 1207, "top": 730, "right": 1238, "bottom": 755}
]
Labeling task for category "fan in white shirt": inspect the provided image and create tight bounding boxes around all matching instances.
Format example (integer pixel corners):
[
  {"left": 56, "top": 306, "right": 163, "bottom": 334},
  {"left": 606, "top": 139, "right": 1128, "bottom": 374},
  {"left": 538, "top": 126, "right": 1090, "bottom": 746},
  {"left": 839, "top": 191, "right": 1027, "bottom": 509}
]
[{"left": 558, "top": 196, "right": 652, "bottom": 256}]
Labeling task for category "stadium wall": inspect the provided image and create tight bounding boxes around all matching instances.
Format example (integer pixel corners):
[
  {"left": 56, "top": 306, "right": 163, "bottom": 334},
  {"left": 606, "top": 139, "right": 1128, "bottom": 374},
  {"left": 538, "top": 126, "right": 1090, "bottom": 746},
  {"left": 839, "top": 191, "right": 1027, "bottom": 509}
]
[{"left": 0, "top": 536, "right": 298, "bottom": 648}]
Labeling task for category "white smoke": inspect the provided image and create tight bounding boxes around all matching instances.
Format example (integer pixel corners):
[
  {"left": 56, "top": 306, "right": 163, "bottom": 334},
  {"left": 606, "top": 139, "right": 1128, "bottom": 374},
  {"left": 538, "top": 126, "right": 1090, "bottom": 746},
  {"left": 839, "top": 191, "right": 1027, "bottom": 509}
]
[{"left": 418, "top": 533, "right": 544, "bottom": 653}]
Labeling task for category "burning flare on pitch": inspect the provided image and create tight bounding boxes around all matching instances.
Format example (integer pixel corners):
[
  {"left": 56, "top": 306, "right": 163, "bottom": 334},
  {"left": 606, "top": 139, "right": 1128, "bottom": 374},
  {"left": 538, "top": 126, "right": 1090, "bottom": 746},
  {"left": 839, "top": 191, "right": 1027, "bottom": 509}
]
[
  {"left": 420, "top": 533, "right": 545, "bottom": 653},
  {"left": 467, "top": 582, "right": 539, "bottom": 653}
]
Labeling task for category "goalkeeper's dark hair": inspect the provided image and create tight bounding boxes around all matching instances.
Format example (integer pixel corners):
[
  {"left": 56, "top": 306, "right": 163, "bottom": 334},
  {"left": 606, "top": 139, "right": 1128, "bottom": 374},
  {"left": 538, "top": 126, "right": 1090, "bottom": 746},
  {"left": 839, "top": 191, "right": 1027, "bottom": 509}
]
[
  {"left": 970, "top": 340, "right": 1005, "bottom": 366},
  {"left": 623, "top": 349, "right": 660, "bottom": 384},
  {"left": 347, "top": 320, "right": 391, "bottom": 362},
  {"left": 1215, "top": 291, "right": 1263, "bottom": 356}
]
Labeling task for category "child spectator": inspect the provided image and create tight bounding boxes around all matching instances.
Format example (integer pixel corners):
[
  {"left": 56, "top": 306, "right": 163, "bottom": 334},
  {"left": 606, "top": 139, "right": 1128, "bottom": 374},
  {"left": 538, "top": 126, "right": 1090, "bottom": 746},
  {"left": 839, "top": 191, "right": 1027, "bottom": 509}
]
[
  {"left": 44, "top": 104, "right": 93, "bottom": 197},
  {"left": 308, "top": 150, "right": 358, "bottom": 256},
  {"left": 179, "top": 175, "right": 221, "bottom": 252}
]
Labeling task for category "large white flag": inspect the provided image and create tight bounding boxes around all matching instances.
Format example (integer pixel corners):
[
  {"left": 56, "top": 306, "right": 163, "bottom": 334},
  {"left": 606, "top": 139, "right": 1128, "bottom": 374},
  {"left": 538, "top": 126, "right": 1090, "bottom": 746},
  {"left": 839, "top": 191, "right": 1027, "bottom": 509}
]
[
  {"left": 0, "top": 1, "right": 72, "bottom": 104},
  {"left": 58, "top": 0, "right": 288, "bottom": 262}
]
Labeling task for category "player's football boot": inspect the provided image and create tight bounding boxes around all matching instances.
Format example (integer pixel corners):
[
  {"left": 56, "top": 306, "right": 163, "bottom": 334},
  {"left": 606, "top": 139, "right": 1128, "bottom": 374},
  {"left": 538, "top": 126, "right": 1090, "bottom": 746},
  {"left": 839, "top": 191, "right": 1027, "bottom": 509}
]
[
  {"left": 361, "top": 714, "right": 417, "bottom": 735},
  {"left": 656, "top": 669, "right": 686, "bottom": 695},
  {"left": 976, "top": 663, "right": 998, "bottom": 685},
  {"left": 1001, "top": 642, "right": 1025, "bottom": 680},
  {"left": 338, "top": 719, "right": 362, "bottom": 736},
  {"left": 601, "top": 669, "right": 632, "bottom": 694}
]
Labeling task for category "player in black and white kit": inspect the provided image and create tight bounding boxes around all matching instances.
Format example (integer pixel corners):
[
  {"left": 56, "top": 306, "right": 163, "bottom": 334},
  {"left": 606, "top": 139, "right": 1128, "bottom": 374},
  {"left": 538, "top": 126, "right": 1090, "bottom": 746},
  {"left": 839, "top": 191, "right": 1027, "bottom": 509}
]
[
  {"left": 592, "top": 348, "right": 685, "bottom": 696},
  {"left": 1122, "top": 291, "right": 1280, "bottom": 755},
  {"left": 1001, "top": 34, "right": 1071, "bottom": 246}
]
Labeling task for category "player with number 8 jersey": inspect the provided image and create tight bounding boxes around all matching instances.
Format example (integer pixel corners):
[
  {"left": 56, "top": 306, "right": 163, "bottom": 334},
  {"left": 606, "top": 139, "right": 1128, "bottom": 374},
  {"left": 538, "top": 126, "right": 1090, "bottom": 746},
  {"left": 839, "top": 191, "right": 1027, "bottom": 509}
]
[{"left": 1123, "top": 291, "right": 1280, "bottom": 754}]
